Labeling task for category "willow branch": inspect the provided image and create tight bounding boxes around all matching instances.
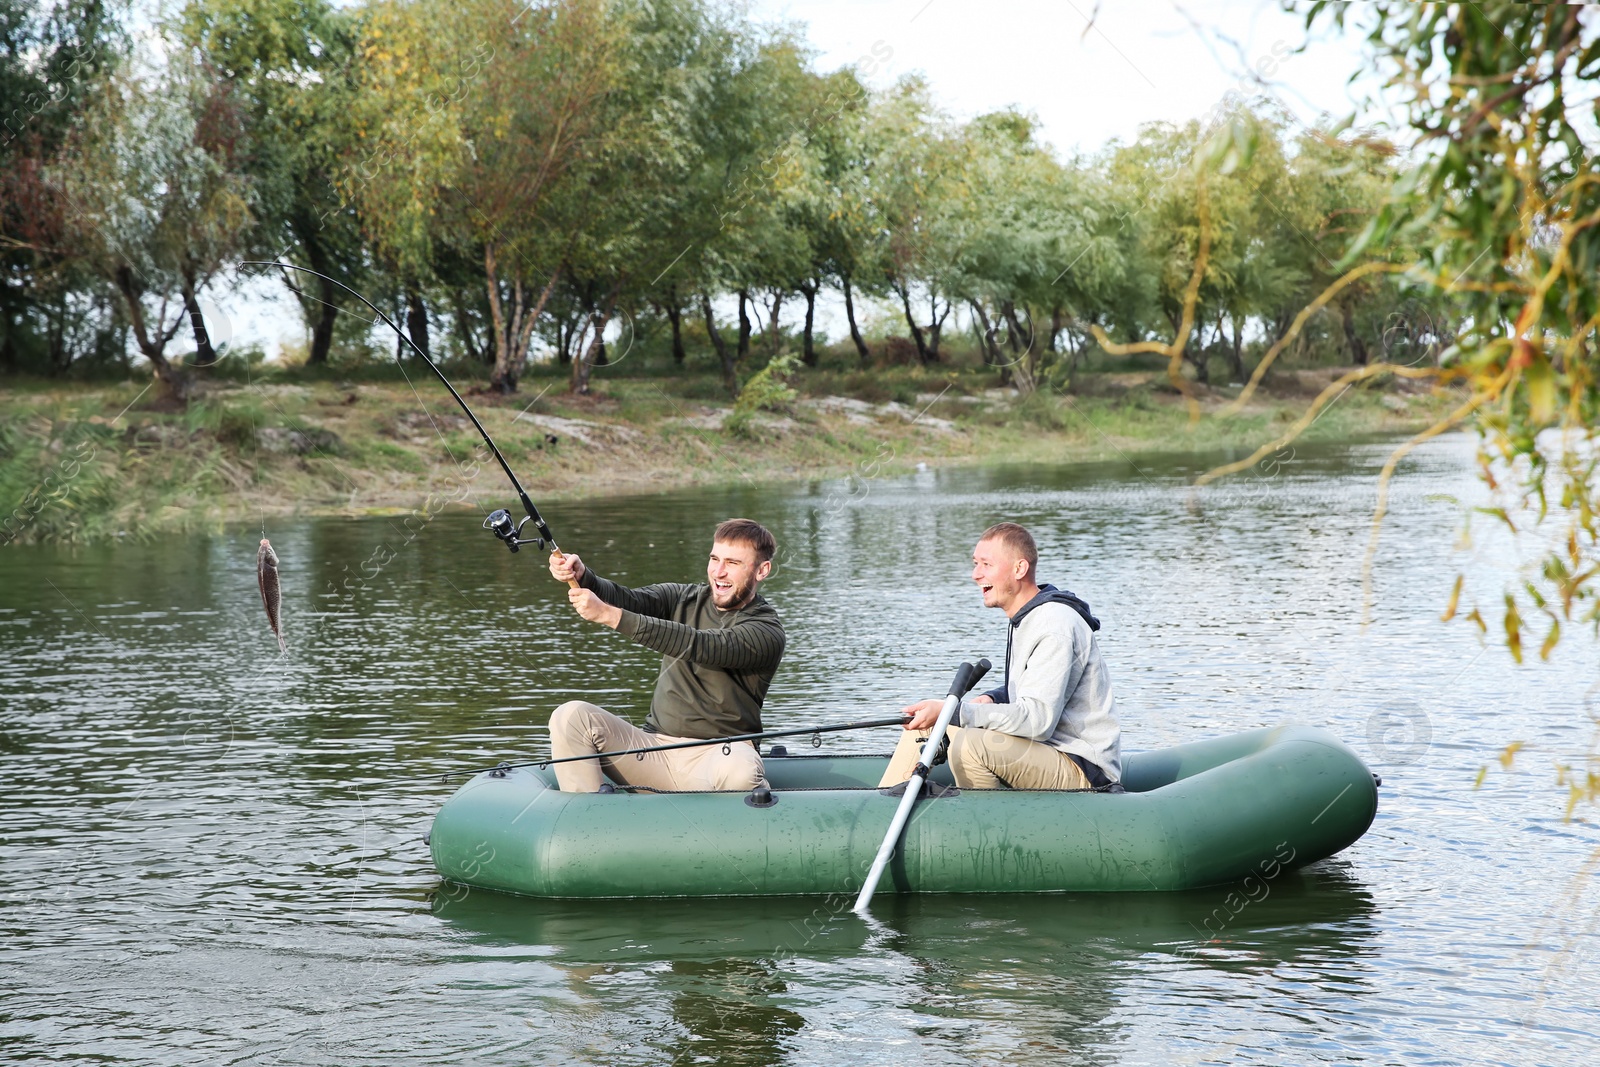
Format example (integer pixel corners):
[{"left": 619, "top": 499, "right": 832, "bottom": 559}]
[
  {"left": 1220, "top": 261, "right": 1410, "bottom": 416},
  {"left": 1359, "top": 365, "right": 1513, "bottom": 627},
  {"left": 1196, "top": 362, "right": 1455, "bottom": 488}
]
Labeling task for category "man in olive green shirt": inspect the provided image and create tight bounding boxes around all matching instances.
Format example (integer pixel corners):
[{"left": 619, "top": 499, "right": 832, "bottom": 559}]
[{"left": 546, "top": 518, "right": 785, "bottom": 792}]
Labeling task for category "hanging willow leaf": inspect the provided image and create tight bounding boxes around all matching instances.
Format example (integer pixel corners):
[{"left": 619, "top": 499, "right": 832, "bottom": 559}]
[
  {"left": 1540, "top": 618, "right": 1561, "bottom": 661},
  {"left": 1503, "top": 593, "right": 1524, "bottom": 663},
  {"left": 1441, "top": 574, "right": 1464, "bottom": 621},
  {"left": 1524, "top": 353, "right": 1558, "bottom": 426}
]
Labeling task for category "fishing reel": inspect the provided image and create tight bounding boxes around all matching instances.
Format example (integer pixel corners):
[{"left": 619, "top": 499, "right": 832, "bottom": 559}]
[{"left": 483, "top": 508, "right": 548, "bottom": 553}]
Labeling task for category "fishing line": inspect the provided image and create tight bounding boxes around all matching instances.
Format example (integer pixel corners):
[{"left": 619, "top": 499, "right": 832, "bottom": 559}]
[
  {"left": 253, "top": 262, "right": 477, "bottom": 479},
  {"left": 240, "top": 261, "right": 565, "bottom": 556}
]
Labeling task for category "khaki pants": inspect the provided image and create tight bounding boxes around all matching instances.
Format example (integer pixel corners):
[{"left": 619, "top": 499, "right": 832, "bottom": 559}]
[
  {"left": 548, "top": 700, "right": 765, "bottom": 793},
  {"left": 878, "top": 727, "right": 965, "bottom": 787},
  {"left": 949, "top": 728, "right": 1091, "bottom": 791}
]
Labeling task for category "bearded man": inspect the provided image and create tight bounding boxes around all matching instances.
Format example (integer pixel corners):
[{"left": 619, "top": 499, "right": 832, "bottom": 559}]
[{"left": 546, "top": 518, "right": 785, "bottom": 792}]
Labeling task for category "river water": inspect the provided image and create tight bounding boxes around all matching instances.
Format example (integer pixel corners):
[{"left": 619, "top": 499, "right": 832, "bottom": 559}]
[{"left": 2, "top": 433, "right": 1595, "bottom": 1065}]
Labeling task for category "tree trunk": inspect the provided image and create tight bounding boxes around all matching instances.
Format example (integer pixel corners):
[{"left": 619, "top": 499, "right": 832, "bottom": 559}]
[
  {"left": 926, "top": 294, "right": 951, "bottom": 363},
  {"left": 897, "top": 282, "right": 930, "bottom": 364},
  {"left": 406, "top": 286, "right": 429, "bottom": 359},
  {"left": 487, "top": 242, "right": 562, "bottom": 393},
  {"left": 1065, "top": 325, "right": 1086, "bottom": 389},
  {"left": 453, "top": 290, "right": 483, "bottom": 364},
  {"left": 559, "top": 313, "right": 578, "bottom": 367},
  {"left": 293, "top": 220, "right": 338, "bottom": 366},
  {"left": 665, "top": 300, "right": 685, "bottom": 365},
  {"left": 736, "top": 289, "right": 752, "bottom": 363},
  {"left": 970, "top": 300, "right": 999, "bottom": 367},
  {"left": 508, "top": 266, "right": 562, "bottom": 384},
  {"left": 114, "top": 266, "right": 189, "bottom": 403},
  {"left": 1340, "top": 300, "right": 1368, "bottom": 365},
  {"left": 767, "top": 290, "right": 784, "bottom": 355},
  {"left": 572, "top": 284, "right": 621, "bottom": 395},
  {"left": 1227, "top": 313, "right": 1246, "bottom": 383},
  {"left": 1048, "top": 305, "right": 1065, "bottom": 354},
  {"left": 702, "top": 292, "right": 738, "bottom": 397},
  {"left": 0, "top": 303, "right": 16, "bottom": 372},
  {"left": 485, "top": 243, "right": 515, "bottom": 392},
  {"left": 46, "top": 293, "right": 68, "bottom": 373},
  {"left": 799, "top": 282, "right": 817, "bottom": 367},
  {"left": 182, "top": 282, "right": 218, "bottom": 368},
  {"left": 1001, "top": 300, "right": 1033, "bottom": 391},
  {"left": 842, "top": 275, "right": 871, "bottom": 366},
  {"left": 307, "top": 273, "right": 337, "bottom": 365}
]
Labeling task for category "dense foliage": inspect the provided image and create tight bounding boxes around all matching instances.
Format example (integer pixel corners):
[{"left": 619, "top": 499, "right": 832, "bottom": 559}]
[
  {"left": 1259, "top": 3, "right": 1598, "bottom": 671},
  {"left": 4, "top": 0, "right": 1450, "bottom": 405}
]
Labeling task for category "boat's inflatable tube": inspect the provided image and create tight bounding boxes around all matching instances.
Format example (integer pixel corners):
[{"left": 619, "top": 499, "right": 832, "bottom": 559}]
[{"left": 429, "top": 723, "right": 1378, "bottom": 898}]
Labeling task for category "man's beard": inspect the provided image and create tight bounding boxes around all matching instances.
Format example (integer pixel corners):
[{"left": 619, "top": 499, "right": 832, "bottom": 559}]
[{"left": 712, "top": 574, "right": 756, "bottom": 608}]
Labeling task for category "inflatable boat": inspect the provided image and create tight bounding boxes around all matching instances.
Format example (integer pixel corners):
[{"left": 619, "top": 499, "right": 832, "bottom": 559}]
[{"left": 428, "top": 723, "right": 1378, "bottom": 899}]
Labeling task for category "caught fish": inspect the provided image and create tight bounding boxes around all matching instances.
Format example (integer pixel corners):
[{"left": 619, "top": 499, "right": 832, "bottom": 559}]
[{"left": 257, "top": 537, "right": 285, "bottom": 655}]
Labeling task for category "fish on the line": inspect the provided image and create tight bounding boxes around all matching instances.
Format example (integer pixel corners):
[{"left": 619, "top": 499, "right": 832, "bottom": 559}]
[{"left": 257, "top": 537, "right": 285, "bottom": 655}]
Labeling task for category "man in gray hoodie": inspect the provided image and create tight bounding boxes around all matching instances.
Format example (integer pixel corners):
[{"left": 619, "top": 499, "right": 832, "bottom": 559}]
[{"left": 902, "top": 522, "right": 1121, "bottom": 790}]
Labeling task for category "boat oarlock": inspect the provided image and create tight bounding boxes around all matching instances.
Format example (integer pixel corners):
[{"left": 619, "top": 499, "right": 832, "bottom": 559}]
[{"left": 241, "top": 261, "right": 569, "bottom": 568}]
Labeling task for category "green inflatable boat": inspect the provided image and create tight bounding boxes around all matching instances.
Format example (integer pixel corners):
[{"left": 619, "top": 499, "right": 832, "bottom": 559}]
[{"left": 429, "top": 723, "right": 1378, "bottom": 899}]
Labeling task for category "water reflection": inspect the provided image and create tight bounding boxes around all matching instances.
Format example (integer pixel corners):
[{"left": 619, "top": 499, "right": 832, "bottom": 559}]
[{"left": 432, "top": 864, "right": 1377, "bottom": 1066}]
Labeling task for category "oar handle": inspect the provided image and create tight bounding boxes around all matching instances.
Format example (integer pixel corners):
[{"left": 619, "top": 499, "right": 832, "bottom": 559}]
[
  {"left": 854, "top": 658, "right": 990, "bottom": 914},
  {"left": 946, "top": 657, "right": 991, "bottom": 698}
]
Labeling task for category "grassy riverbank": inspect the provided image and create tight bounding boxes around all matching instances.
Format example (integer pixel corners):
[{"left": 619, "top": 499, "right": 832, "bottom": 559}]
[{"left": 1, "top": 354, "right": 1461, "bottom": 545}]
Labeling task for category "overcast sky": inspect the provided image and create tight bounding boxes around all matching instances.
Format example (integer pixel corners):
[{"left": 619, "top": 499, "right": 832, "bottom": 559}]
[
  {"left": 223, "top": 0, "right": 1388, "bottom": 356},
  {"left": 746, "top": 0, "right": 1384, "bottom": 155}
]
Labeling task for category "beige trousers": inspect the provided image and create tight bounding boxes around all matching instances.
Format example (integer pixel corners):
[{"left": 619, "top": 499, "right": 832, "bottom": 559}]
[
  {"left": 878, "top": 727, "right": 965, "bottom": 787},
  {"left": 548, "top": 700, "right": 765, "bottom": 793},
  {"left": 948, "top": 728, "right": 1092, "bottom": 791}
]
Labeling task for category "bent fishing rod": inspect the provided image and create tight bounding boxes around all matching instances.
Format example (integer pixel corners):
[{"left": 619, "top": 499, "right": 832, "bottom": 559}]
[{"left": 242, "top": 261, "right": 566, "bottom": 566}]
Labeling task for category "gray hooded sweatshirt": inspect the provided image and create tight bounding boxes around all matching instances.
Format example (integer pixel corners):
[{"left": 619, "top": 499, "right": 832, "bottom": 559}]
[{"left": 956, "top": 585, "right": 1122, "bottom": 783}]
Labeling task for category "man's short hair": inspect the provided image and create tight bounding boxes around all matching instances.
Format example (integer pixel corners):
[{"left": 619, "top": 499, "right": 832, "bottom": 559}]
[
  {"left": 979, "top": 522, "right": 1038, "bottom": 579},
  {"left": 714, "top": 518, "right": 776, "bottom": 563}
]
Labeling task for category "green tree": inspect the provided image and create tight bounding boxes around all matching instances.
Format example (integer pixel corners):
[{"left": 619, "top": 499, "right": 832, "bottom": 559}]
[
  {"left": 50, "top": 49, "right": 254, "bottom": 401},
  {"left": 0, "top": 0, "right": 124, "bottom": 373},
  {"left": 344, "top": 0, "right": 618, "bottom": 391},
  {"left": 798, "top": 67, "right": 878, "bottom": 367},
  {"left": 181, "top": 0, "right": 363, "bottom": 367},
  {"left": 563, "top": 0, "right": 747, "bottom": 395},
  {"left": 869, "top": 77, "right": 966, "bottom": 366}
]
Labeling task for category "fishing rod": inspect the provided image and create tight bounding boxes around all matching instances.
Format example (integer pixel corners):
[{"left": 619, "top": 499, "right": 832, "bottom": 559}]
[
  {"left": 428, "top": 715, "right": 911, "bottom": 782},
  {"left": 241, "top": 261, "right": 564, "bottom": 563}
]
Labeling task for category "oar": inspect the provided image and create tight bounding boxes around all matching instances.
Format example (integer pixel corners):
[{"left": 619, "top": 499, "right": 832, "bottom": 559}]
[
  {"left": 854, "top": 657, "right": 991, "bottom": 914},
  {"left": 426, "top": 715, "right": 910, "bottom": 781}
]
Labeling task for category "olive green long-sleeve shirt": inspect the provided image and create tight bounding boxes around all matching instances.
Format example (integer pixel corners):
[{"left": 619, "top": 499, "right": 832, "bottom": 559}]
[{"left": 579, "top": 569, "right": 786, "bottom": 739}]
